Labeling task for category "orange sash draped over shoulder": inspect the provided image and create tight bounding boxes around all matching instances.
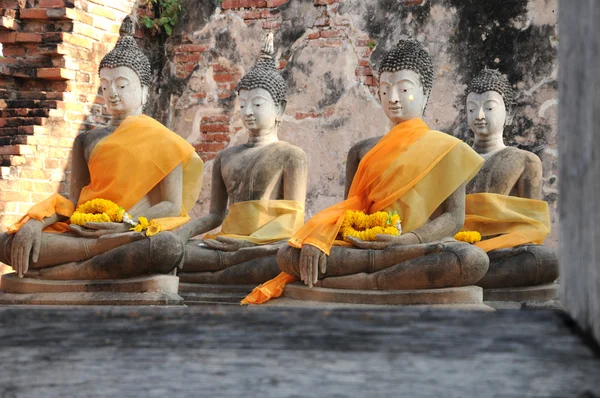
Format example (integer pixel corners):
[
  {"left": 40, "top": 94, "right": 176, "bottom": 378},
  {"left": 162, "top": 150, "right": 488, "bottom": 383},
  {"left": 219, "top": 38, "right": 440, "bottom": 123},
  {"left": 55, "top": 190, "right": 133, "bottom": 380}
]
[
  {"left": 461, "top": 193, "right": 551, "bottom": 252},
  {"left": 8, "top": 115, "right": 204, "bottom": 234},
  {"left": 242, "top": 118, "right": 484, "bottom": 304}
]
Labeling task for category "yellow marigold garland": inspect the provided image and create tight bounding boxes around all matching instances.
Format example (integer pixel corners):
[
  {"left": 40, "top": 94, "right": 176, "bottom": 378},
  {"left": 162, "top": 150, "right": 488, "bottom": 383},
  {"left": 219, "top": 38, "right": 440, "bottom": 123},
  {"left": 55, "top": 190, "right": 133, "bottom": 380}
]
[
  {"left": 454, "top": 231, "right": 482, "bottom": 244},
  {"left": 70, "top": 198, "right": 125, "bottom": 226},
  {"left": 71, "top": 199, "right": 162, "bottom": 237},
  {"left": 339, "top": 210, "right": 402, "bottom": 242}
]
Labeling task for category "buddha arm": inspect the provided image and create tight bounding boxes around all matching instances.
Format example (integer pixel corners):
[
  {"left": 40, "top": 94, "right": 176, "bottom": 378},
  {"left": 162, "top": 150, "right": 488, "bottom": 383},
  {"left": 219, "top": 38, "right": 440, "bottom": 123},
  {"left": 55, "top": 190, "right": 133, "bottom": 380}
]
[
  {"left": 182, "top": 154, "right": 227, "bottom": 239},
  {"left": 128, "top": 164, "right": 183, "bottom": 219},
  {"left": 517, "top": 153, "right": 543, "bottom": 200},
  {"left": 344, "top": 144, "right": 361, "bottom": 199},
  {"left": 283, "top": 148, "right": 308, "bottom": 201},
  {"left": 409, "top": 183, "right": 466, "bottom": 243}
]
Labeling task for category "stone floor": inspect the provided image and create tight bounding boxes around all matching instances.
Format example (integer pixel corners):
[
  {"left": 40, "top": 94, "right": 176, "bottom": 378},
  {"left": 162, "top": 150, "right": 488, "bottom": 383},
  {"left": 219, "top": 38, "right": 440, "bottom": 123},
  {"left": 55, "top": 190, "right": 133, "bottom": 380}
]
[{"left": 0, "top": 305, "right": 598, "bottom": 397}]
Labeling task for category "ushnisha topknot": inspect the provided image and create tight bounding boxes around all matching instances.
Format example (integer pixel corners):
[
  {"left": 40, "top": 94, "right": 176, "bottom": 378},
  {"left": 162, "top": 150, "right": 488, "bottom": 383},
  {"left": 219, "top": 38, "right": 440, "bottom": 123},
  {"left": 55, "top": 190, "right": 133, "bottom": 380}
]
[
  {"left": 236, "top": 32, "right": 287, "bottom": 104},
  {"left": 98, "top": 16, "right": 152, "bottom": 87},
  {"left": 467, "top": 69, "right": 515, "bottom": 113},
  {"left": 378, "top": 38, "right": 434, "bottom": 96}
]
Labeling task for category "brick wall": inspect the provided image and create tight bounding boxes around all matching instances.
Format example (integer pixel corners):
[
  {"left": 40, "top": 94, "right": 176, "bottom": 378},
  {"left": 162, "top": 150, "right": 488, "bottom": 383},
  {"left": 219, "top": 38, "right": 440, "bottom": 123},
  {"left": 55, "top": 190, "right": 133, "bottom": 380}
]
[{"left": 0, "top": 0, "right": 139, "bottom": 230}]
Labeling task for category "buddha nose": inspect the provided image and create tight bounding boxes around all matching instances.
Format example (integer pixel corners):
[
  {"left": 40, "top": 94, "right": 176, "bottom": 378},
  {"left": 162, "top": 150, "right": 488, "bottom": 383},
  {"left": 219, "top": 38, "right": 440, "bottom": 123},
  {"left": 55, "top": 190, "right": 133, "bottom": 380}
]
[{"left": 476, "top": 107, "right": 485, "bottom": 120}]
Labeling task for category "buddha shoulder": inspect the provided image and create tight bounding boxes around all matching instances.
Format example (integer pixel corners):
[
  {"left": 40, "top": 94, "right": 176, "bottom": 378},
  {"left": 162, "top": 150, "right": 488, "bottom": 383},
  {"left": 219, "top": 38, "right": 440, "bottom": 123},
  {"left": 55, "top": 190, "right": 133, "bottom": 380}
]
[
  {"left": 498, "top": 146, "right": 542, "bottom": 167},
  {"left": 348, "top": 136, "right": 382, "bottom": 161}
]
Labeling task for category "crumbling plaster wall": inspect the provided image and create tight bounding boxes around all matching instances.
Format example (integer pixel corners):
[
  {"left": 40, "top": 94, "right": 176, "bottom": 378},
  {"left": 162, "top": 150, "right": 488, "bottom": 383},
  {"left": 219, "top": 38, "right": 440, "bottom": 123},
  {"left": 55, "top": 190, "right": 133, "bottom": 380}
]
[{"left": 147, "top": 0, "right": 559, "bottom": 245}]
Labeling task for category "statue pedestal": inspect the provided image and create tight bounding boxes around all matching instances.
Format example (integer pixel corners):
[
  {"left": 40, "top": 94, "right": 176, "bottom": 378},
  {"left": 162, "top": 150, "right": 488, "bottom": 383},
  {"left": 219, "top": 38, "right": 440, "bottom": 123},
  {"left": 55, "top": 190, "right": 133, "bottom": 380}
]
[
  {"left": 483, "top": 283, "right": 560, "bottom": 309},
  {"left": 260, "top": 283, "right": 493, "bottom": 310},
  {"left": 178, "top": 283, "right": 254, "bottom": 305},
  {"left": 0, "top": 273, "right": 183, "bottom": 306}
]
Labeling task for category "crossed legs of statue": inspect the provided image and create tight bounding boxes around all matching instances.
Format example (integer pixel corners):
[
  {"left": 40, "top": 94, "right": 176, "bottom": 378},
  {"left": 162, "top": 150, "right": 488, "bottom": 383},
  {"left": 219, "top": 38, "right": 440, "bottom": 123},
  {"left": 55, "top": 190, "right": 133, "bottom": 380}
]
[
  {"left": 278, "top": 241, "right": 490, "bottom": 290},
  {"left": 177, "top": 242, "right": 283, "bottom": 285},
  {"left": 476, "top": 244, "right": 559, "bottom": 289},
  {"left": 0, "top": 231, "right": 184, "bottom": 280}
]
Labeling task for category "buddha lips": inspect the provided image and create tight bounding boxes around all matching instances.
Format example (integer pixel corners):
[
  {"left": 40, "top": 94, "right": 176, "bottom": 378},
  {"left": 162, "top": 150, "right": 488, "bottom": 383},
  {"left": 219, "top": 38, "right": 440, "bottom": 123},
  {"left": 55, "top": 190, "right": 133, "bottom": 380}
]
[
  {"left": 70, "top": 198, "right": 161, "bottom": 237},
  {"left": 340, "top": 210, "right": 402, "bottom": 242}
]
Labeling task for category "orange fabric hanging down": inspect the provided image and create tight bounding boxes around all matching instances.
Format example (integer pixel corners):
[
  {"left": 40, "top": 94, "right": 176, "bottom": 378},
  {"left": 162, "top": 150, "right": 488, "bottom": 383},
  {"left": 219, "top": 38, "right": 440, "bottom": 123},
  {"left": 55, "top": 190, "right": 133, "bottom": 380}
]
[
  {"left": 242, "top": 118, "right": 484, "bottom": 304},
  {"left": 8, "top": 115, "right": 204, "bottom": 234},
  {"left": 461, "top": 193, "right": 551, "bottom": 252}
]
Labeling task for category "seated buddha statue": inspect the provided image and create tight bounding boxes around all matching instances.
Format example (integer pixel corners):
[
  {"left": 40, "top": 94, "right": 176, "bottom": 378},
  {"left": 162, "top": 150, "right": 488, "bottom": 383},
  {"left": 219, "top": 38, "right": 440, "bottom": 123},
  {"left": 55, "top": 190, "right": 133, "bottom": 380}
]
[
  {"left": 0, "top": 17, "right": 204, "bottom": 280},
  {"left": 243, "top": 39, "right": 490, "bottom": 304},
  {"left": 461, "top": 69, "right": 558, "bottom": 289},
  {"left": 174, "top": 33, "right": 307, "bottom": 285}
]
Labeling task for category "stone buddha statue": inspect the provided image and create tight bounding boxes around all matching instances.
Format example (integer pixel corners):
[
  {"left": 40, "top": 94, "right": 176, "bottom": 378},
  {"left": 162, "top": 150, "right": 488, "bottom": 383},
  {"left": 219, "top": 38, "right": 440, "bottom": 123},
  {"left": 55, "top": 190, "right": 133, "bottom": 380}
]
[
  {"left": 0, "top": 17, "right": 203, "bottom": 281},
  {"left": 462, "top": 69, "right": 558, "bottom": 289},
  {"left": 175, "top": 33, "right": 307, "bottom": 285},
  {"left": 243, "top": 39, "right": 489, "bottom": 304}
]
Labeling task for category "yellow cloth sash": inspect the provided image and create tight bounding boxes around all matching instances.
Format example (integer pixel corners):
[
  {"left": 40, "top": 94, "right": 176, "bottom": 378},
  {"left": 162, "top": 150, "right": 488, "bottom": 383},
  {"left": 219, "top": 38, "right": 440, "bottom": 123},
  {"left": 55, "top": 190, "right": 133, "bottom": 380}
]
[
  {"left": 205, "top": 200, "right": 305, "bottom": 245},
  {"left": 461, "top": 193, "right": 551, "bottom": 252},
  {"left": 8, "top": 114, "right": 204, "bottom": 234},
  {"left": 242, "top": 118, "right": 484, "bottom": 304}
]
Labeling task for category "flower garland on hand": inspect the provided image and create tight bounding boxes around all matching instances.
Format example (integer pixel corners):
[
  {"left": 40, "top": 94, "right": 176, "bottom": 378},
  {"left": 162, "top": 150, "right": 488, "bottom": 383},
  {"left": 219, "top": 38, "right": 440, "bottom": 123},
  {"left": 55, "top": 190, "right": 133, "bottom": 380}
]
[
  {"left": 454, "top": 231, "right": 481, "bottom": 244},
  {"left": 70, "top": 198, "right": 162, "bottom": 237},
  {"left": 339, "top": 210, "right": 402, "bottom": 242},
  {"left": 70, "top": 198, "right": 125, "bottom": 226}
]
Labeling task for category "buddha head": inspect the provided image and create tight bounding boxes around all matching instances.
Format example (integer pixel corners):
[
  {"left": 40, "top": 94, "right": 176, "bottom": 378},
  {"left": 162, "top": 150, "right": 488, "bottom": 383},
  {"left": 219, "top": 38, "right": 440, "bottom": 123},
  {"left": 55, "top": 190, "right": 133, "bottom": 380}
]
[
  {"left": 378, "top": 39, "right": 434, "bottom": 124},
  {"left": 466, "top": 69, "right": 515, "bottom": 138},
  {"left": 98, "top": 16, "right": 152, "bottom": 118},
  {"left": 236, "top": 32, "right": 287, "bottom": 134}
]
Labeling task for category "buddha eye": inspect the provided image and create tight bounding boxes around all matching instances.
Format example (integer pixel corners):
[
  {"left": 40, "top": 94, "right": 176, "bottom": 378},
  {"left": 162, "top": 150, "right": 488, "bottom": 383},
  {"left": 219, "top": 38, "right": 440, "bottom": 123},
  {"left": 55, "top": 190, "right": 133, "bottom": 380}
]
[{"left": 403, "top": 89, "right": 408, "bottom": 92}]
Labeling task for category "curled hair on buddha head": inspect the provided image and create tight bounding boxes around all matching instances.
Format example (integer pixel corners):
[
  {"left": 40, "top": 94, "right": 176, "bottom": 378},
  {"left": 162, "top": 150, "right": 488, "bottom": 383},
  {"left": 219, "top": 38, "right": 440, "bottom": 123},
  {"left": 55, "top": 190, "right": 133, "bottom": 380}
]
[
  {"left": 98, "top": 16, "right": 152, "bottom": 88},
  {"left": 378, "top": 38, "right": 434, "bottom": 98},
  {"left": 236, "top": 31, "right": 287, "bottom": 105},
  {"left": 467, "top": 68, "right": 515, "bottom": 114}
]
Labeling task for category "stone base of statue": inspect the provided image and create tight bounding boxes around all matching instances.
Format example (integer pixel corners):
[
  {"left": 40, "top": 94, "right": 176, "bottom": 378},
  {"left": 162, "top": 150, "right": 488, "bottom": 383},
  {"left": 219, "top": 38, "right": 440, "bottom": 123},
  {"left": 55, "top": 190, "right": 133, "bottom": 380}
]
[
  {"left": 482, "top": 283, "right": 560, "bottom": 310},
  {"left": 259, "top": 282, "right": 493, "bottom": 310},
  {"left": 0, "top": 273, "right": 183, "bottom": 306},
  {"left": 178, "top": 282, "right": 253, "bottom": 305}
]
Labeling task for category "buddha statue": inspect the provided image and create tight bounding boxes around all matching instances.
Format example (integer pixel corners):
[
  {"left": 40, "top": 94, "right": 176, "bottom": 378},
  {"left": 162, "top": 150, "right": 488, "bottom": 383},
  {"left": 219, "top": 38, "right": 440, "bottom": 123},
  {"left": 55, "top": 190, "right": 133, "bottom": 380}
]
[
  {"left": 174, "top": 33, "right": 307, "bottom": 285},
  {"left": 461, "top": 69, "right": 558, "bottom": 289},
  {"left": 243, "top": 39, "right": 489, "bottom": 304},
  {"left": 0, "top": 17, "right": 204, "bottom": 281}
]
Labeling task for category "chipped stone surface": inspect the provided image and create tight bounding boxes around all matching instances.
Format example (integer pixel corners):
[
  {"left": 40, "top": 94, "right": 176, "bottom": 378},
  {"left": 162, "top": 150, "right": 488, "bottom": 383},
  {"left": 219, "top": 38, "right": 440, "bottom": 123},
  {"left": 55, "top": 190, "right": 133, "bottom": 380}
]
[{"left": 147, "top": 0, "right": 558, "bottom": 245}]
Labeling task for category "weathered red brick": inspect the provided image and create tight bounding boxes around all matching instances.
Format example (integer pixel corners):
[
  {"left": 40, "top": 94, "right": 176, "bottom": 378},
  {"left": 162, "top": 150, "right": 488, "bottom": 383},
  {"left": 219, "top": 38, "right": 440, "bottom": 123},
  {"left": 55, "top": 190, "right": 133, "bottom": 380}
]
[
  {"left": 173, "top": 53, "right": 201, "bottom": 63},
  {"left": 0, "top": 32, "right": 17, "bottom": 43},
  {"left": 266, "top": 0, "right": 287, "bottom": 6},
  {"left": 213, "top": 73, "right": 237, "bottom": 83},
  {"left": 242, "top": 10, "right": 261, "bottom": 20},
  {"left": 320, "top": 29, "right": 342, "bottom": 38},
  {"left": 200, "top": 123, "right": 230, "bottom": 133}
]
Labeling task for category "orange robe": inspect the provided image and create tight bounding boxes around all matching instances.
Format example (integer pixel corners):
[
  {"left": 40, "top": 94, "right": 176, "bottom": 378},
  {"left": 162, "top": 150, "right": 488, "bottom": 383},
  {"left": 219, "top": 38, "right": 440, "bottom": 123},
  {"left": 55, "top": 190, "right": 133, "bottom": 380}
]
[
  {"left": 461, "top": 193, "right": 551, "bottom": 252},
  {"left": 242, "top": 118, "right": 484, "bottom": 304},
  {"left": 8, "top": 115, "right": 204, "bottom": 234}
]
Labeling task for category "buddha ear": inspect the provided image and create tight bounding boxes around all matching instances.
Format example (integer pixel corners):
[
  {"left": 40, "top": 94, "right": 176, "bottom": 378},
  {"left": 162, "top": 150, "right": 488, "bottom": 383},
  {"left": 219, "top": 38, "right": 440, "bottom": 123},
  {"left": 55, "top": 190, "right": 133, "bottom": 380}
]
[
  {"left": 277, "top": 100, "right": 287, "bottom": 117},
  {"left": 142, "top": 85, "right": 149, "bottom": 106},
  {"left": 505, "top": 106, "right": 516, "bottom": 126}
]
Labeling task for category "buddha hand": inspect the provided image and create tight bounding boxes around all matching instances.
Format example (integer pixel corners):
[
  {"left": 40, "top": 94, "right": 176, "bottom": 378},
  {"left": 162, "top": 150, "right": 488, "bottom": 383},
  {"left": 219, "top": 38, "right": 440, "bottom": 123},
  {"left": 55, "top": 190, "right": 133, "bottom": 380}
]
[
  {"left": 202, "top": 236, "right": 256, "bottom": 252},
  {"left": 346, "top": 232, "right": 421, "bottom": 250},
  {"left": 299, "top": 244, "right": 327, "bottom": 288},
  {"left": 11, "top": 219, "right": 43, "bottom": 278},
  {"left": 70, "top": 222, "right": 131, "bottom": 238}
]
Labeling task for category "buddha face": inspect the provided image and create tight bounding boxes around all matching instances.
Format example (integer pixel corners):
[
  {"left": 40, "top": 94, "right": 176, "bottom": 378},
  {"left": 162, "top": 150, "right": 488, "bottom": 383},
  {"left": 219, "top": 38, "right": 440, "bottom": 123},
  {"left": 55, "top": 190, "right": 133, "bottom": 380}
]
[
  {"left": 99, "top": 66, "right": 148, "bottom": 117},
  {"left": 379, "top": 69, "right": 427, "bottom": 124},
  {"left": 466, "top": 91, "right": 507, "bottom": 137},
  {"left": 238, "top": 87, "right": 284, "bottom": 132}
]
